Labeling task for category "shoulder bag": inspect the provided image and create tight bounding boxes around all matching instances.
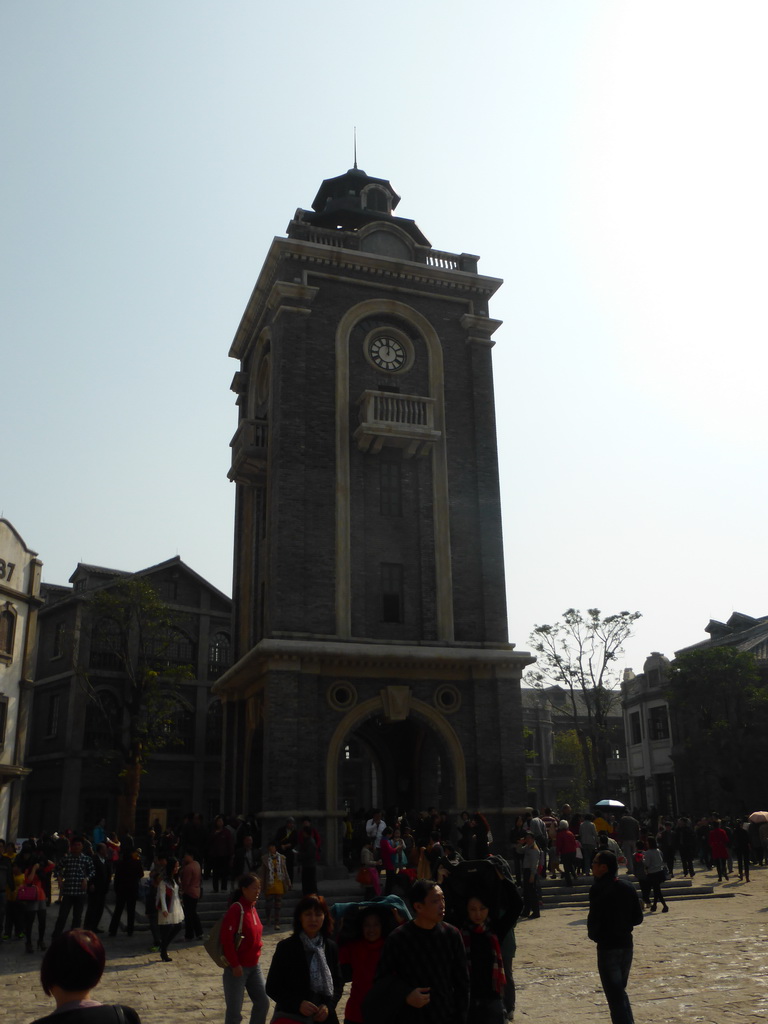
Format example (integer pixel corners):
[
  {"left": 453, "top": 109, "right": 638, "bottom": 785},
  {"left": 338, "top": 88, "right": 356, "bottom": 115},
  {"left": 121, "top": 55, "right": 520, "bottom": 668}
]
[{"left": 203, "top": 901, "right": 245, "bottom": 969}]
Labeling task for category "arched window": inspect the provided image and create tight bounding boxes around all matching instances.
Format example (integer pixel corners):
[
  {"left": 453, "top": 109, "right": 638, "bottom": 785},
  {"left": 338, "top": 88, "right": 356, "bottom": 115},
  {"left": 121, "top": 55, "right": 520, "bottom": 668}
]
[
  {"left": 147, "top": 627, "right": 195, "bottom": 671},
  {"left": 208, "top": 632, "right": 231, "bottom": 679},
  {"left": 0, "top": 604, "right": 16, "bottom": 660},
  {"left": 84, "top": 689, "right": 122, "bottom": 750},
  {"left": 205, "top": 699, "right": 223, "bottom": 755},
  {"left": 158, "top": 696, "right": 195, "bottom": 754},
  {"left": 364, "top": 186, "right": 389, "bottom": 213},
  {"left": 89, "top": 617, "right": 123, "bottom": 670}
]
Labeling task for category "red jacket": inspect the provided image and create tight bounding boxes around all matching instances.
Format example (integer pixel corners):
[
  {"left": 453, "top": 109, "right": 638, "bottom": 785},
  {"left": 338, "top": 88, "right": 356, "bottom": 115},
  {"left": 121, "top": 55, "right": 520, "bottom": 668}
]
[
  {"left": 556, "top": 829, "right": 578, "bottom": 855},
  {"left": 707, "top": 828, "right": 729, "bottom": 860},
  {"left": 221, "top": 900, "right": 263, "bottom": 969}
]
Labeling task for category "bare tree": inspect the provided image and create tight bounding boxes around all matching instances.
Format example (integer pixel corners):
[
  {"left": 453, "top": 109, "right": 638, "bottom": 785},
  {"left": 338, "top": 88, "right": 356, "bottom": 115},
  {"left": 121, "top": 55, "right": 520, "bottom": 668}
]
[{"left": 527, "top": 608, "right": 641, "bottom": 802}]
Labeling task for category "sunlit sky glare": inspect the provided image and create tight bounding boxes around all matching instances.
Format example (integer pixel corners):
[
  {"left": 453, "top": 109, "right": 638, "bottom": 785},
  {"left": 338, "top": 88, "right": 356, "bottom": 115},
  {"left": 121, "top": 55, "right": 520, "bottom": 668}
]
[{"left": 3, "top": 2, "right": 767, "bottom": 677}]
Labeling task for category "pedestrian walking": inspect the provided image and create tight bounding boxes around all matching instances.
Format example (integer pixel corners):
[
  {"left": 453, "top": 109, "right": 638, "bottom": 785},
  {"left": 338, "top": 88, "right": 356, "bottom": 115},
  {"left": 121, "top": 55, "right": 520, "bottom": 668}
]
[
  {"left": 221, "top": 873, "right": 269, "bottom": 1024},
  {"left": 588, "top": 850, "right": 643, "bottom": 1024},
  {"left": 156, "top": 857, "right": 184, "bottom": 963}
]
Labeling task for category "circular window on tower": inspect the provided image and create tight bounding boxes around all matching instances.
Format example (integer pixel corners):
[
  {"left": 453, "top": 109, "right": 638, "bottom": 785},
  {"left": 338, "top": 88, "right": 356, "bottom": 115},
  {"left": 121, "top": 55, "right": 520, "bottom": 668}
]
[
  {"left": 327, "top": 681, "right": 358, "bottom": 712},
  {"left": 363, "top": 327, "right": 415, "bottom": 374},
  {"left": 434, "top": 684, "right": 461, "bottom": 714}
]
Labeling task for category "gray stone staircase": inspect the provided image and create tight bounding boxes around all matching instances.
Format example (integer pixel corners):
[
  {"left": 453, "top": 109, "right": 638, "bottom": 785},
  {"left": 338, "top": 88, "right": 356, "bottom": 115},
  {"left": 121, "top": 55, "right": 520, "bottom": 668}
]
[{"left": 538, "top": 873, "right": 729, "bottom": 909}]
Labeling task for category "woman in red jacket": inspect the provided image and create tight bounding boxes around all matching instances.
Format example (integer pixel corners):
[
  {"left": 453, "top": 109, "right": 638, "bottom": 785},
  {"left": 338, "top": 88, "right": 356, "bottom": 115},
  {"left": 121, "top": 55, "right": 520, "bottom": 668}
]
[
  {"left": 221, "top": 872, "right": 268, "bottom": 1024},
  {"left": 707, "top": 820, "right": 730, "bottom": 881}
]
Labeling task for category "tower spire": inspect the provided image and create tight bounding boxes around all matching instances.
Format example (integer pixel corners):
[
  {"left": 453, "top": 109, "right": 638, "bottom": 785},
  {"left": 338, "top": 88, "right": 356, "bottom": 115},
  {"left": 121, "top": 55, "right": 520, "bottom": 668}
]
[{"left": 353, "top": 127, "right": 357, "bottom": 170}]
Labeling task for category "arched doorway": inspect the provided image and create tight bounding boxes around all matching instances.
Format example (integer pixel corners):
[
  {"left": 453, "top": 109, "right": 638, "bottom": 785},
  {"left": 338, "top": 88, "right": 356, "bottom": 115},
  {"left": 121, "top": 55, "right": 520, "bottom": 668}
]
[
  {"left": 338, "top": 713, "right": 452, "bottom": 815},
  {"left": 325, "top": 693, "right": 467, "bottom": 864}
]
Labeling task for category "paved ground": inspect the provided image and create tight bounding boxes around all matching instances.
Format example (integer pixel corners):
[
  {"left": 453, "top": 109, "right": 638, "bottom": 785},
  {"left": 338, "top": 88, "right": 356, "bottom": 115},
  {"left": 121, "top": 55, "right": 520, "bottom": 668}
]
[{"left": 3, "top": 866, "right": 767, "bottom": 1023}]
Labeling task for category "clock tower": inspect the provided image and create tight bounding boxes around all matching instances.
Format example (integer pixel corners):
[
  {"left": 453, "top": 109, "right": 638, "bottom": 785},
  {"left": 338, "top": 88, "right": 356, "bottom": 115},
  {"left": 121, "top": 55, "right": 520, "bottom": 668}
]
[{"left": 216, "top": 168, "right": 533, "bottom": 863}]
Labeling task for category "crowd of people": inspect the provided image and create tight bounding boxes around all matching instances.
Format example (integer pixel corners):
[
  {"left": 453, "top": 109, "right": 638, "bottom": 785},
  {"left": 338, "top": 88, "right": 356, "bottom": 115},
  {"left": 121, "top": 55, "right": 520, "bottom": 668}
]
[{"left": 6, "top": 803, "right": 767, "bottom": 1024}]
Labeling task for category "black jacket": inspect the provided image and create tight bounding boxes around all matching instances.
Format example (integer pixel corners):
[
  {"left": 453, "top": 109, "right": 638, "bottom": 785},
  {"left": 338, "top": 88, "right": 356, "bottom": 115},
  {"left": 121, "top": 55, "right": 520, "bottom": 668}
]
[
  {"left": 588, "top": 874, "right": 643, "bottom": 949},
  {"left": 266, "top": 932, "right": 343, "bottom": 1023}
]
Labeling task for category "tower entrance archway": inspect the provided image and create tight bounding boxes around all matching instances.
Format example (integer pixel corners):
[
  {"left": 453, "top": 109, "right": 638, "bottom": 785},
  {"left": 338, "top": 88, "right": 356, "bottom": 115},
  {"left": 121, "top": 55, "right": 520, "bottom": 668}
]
[
  {"left": 326, "top": 694, "right": 467, "bottom": 861},
  {"left": 339, "top": 713, "right": 453, "bottom": 814}
]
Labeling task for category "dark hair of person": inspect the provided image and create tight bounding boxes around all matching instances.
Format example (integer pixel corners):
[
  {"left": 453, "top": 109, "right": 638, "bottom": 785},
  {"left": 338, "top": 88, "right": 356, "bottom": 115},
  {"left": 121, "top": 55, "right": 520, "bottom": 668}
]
[
  {"left": 647, "top": 836, "right": 658, "bottom": 849},
  {"left": 292, "top": 893, "right": 332, "bottom": 937},
  {"left": 40, "top": 930, "right": 105, "bottom": 996},
  {"left": 593, "top": 850, "right": 618, "bottom": 877},
  {"left": 410, "top": 878, "right": 439, "bottom": 908}
]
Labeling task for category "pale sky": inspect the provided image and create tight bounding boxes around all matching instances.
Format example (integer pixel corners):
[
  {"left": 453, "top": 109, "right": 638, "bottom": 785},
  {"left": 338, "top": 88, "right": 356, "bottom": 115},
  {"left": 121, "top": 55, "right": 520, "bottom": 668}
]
[{"left": 3, "top": 1, "right": 767, "bottom": 676}]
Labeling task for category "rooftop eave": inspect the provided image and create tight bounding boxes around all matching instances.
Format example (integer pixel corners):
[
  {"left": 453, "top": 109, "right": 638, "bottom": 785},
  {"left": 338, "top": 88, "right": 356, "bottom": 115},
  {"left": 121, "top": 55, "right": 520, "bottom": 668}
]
[
  {"left": 214, "top": 638, "right": 534, "bottom": 697},
  {"left": 229, "top": 237, "right": 503, "bottom": 362}
]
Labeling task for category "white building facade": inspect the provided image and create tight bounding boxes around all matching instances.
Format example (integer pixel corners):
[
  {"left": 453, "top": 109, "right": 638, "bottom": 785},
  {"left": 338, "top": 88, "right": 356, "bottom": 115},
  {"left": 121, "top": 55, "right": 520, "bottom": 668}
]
[
  {"left": 622, "top": 652, "right": 676, "bottom": 817},
  {"left": 0, "top": 520, "right": 42, "bottom": 839}
]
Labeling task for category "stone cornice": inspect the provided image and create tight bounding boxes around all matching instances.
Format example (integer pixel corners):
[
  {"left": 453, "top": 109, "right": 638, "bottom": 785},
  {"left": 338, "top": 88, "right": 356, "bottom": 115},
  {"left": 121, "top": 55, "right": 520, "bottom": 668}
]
[
  {"left": 214, "top": 637, "right": 534, "bottom": 697},
  {"left": 229, "top": 237, "right": 503, "bottom": 361}
]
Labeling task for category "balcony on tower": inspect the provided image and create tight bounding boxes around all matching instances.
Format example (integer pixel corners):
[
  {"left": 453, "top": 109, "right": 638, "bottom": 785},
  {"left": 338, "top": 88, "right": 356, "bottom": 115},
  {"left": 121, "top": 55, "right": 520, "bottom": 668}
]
[
  {"left": 354, "top": 390, "right": 440, "bottom": 458},
  {"left": 228, "top": 418, "right": 268, "bottom": 483}
]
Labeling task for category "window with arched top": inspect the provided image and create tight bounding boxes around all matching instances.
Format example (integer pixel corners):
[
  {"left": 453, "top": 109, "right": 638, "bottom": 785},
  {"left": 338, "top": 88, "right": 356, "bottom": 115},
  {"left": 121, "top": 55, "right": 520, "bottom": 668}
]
[
  {"left": 0, "top": 604, "right": 16, "bottom": 660},
  {"left": 89, "top": 617, "right": 123, "bottom": 670},
  {"left": 147, "top": 626, "right": 195, "bottom": 671},
  {"left": 84, "top": 689, "right": 122, "bottom": 750},
  {"left": 364, "top": 186, "right": 389, "bottom": 213},
  {"left": 208, "top": 632, "right": 231, "bottom": 679},
  {"left": 158, "top": 697, "right": 195, "bottom": 754}
]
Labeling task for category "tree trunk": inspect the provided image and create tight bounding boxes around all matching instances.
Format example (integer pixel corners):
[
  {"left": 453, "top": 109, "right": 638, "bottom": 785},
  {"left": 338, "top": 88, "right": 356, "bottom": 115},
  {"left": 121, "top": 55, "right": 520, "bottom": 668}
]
[{"left": 116, "top": 759, "right": 142, "bottom": 836}]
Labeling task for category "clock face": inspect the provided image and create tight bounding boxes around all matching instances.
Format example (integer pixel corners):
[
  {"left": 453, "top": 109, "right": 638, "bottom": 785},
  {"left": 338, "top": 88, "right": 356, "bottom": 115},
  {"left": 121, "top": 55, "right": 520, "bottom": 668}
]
[{"left": 369, "top": 335, "right": 407, "bottom": 371}]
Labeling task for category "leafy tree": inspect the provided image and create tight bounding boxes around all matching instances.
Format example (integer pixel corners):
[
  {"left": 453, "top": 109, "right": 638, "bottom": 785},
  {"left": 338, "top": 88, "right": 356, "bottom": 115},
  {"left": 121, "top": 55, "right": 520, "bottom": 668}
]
[
  {"left": 552, "top": 729, "right": 589, "bottom": 810},
  {"left": 667, "top": 646, "right": 768, "bottom": 811},
  {"left": 527, "top": 608, "right": 641, "bottom": 802},
  {"left": 77, "top": 578, "right": 194, "bottom": 835}
]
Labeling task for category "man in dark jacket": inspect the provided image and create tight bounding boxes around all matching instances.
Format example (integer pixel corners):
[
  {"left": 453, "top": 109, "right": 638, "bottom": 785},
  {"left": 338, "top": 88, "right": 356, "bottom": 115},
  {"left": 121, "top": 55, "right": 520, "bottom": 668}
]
[
  {"left": 84, "top": 843, "right": 112, "bottom": 931},
  {"left": 373, "top": 879, "right": 469, "bottom": 1024},
  {"left": 588, "top": 850, "right": 643, "bottom": 1024}
]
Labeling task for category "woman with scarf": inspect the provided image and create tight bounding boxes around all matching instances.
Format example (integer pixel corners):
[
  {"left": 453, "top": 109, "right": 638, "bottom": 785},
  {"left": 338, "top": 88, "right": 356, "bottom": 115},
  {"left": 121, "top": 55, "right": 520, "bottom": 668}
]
[
  {"left": 462, "top": 897, "right": 506, "bottom": 1024},
  {"left": 266, "top": 893, "right": 343, "bottom": 1024},
  {"left": 221, "top": 872, "right": 268, "bottom": 1024},
  {"left": 259, "top": 841, "right": 291, "bottom": 931}
]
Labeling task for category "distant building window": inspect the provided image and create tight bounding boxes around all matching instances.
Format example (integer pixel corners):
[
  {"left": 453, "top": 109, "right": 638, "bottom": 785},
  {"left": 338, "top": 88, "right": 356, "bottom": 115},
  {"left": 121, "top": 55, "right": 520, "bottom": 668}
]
[
  {"left": 155, "top": 579, "right": 178, "bottom": 602},
  {"left": 649, "top": 705, "right": 670, "bottom": 741},
  {"left": 84, "top": 690, "right": 122, "bottom": 750},
  {"left": 0, "top": 604, "right": 16, "bottom": 659},
  {"left": 147, "top": 627, "right": 195, "bottom": 671},
  {"left": 159, "top": 698, "right": 195, "bottom": 754},
  {"left": 381, "top": 563, "right": 403, "bottom": 623},
  {"left": 208, "top": 632, "right": 231, "bottom": 679},
  {"left": 205, "top": 699, "right": 223, "bottom": 755},
  {"left": 380, "top": 460, "right": 402, "bottom": 517},
  {"left": 53, "top": 622, "right": 66, "bottom": 658},
  {"left": 46, "top": 694, "right": 60, "bottom": 739},
  {"left": 647, "top": 668, "right": 660, "bottom": 687},
  {"left": 89, "top": 617, "right": 123, "bottom": 670},
  {"left": 0, "top": 695, "right": 7, "bottom": 750},
  {"left": 630, "top": 711, "right": 642, "bottom": 745}
]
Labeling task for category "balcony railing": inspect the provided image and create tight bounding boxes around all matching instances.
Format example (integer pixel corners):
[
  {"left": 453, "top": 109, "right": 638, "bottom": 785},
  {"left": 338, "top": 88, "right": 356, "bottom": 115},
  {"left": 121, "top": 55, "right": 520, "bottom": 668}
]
[
  {"left": 354, "top": 390, "right": 440, "bottom": 457},
  {"left": 229, "top": 418, "right": 268, "bottom": 483}
]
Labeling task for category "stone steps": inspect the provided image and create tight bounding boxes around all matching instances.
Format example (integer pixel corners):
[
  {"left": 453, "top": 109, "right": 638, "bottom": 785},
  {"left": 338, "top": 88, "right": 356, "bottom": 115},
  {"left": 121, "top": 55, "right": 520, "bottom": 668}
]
[{"left": 538, "top": 874, "right": 729, "bottom": 908}]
